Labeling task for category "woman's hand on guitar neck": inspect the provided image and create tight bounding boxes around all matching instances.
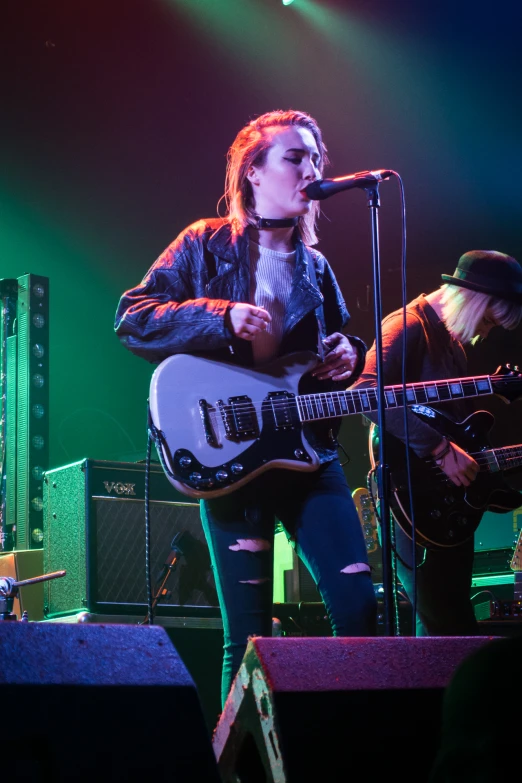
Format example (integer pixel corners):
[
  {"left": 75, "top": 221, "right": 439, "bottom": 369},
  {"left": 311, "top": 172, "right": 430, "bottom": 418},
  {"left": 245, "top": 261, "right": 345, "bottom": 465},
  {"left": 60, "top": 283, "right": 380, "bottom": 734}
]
[
  {"left": 311, "top": 332, "right": 359, "bottom": 381},
  {"left": 431, "top": 439, "right": 480, "bottom": 487}
]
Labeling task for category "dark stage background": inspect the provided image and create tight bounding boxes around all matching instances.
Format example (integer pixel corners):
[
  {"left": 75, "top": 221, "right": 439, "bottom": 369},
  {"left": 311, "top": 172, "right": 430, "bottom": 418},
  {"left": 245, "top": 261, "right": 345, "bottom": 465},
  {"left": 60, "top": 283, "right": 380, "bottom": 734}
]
[{"left": 2, "top": 0, "right": 522, "bottom": 491}]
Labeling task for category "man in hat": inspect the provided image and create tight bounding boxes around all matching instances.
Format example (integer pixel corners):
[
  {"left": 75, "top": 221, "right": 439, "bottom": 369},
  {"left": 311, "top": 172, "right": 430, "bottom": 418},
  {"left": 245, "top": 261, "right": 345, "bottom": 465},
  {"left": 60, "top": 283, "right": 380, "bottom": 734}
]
[{"left": 353, "top": 249, "right": 522, "bottom": 636}]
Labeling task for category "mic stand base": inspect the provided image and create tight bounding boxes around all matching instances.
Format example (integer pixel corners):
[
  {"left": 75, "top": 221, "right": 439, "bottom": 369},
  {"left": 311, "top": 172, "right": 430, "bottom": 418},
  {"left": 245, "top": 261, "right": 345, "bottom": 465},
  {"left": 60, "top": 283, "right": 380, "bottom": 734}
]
[
  {"left": 0, "top": 596, "right": 27, "bottom": 621},
  {"left": 141, "top": 546, "right": 182, "bottom": 625}
]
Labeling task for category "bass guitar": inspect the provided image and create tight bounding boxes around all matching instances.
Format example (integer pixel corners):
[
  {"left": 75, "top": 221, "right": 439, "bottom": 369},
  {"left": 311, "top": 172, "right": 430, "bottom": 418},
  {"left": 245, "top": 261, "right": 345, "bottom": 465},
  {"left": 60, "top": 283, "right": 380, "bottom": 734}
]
[
  {"left": 352, "top": 487, "right": 379, "bottom": 554},
  {"left": 369, "top": 406, "right": 522, "bottom": 549},
  {"left": 149, "top": 350, "right": 522, "bottom": 499}
]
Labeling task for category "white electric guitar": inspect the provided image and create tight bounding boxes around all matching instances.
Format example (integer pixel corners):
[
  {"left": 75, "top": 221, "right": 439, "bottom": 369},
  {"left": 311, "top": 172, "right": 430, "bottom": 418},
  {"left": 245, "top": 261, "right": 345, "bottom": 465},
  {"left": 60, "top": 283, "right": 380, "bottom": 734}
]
[{"left": 148, "top": 350, "right": 522, "bottom": 500}]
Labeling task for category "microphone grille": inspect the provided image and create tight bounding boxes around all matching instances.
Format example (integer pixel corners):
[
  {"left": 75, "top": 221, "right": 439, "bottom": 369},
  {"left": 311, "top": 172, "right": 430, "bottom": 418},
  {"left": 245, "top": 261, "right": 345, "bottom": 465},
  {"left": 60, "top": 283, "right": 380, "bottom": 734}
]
[{"left": 304, "top": 180, "right": 326, "bottom": 200}]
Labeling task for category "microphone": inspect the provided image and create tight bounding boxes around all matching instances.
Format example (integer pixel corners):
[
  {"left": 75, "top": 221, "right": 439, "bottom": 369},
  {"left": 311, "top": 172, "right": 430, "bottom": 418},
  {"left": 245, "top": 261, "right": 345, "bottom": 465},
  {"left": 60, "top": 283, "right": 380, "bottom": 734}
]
[{"left": 305, "top": 169, "right": 394, "bottom": 200}]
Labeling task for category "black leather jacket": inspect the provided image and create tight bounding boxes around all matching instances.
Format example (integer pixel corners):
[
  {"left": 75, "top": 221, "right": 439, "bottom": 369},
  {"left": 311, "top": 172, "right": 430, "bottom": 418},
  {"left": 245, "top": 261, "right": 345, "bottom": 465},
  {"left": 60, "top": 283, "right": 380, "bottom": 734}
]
[{"left": 115, "top": 218, "right": 366, "bottom": 462}]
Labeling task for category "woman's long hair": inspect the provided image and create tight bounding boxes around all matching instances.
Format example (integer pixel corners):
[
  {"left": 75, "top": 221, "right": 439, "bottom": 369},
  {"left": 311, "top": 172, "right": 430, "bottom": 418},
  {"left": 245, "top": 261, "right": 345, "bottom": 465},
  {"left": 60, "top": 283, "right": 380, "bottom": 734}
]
[{"left": 222, "top": 109, "right": 328, "bottom": 246}]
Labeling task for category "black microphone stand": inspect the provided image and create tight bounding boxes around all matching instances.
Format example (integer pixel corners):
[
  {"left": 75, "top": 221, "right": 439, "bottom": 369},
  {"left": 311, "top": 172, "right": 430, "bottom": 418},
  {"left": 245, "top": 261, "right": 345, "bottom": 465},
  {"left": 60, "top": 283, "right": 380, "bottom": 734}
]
[
  {"left": 0, "top": 570, "right": 66, "bottom": 620},
  {"left": 140, "top": 532, "right": 185, "bottom": 625},
  {"left": 364, "top": 185, "right": 394, "bottom": 636}
]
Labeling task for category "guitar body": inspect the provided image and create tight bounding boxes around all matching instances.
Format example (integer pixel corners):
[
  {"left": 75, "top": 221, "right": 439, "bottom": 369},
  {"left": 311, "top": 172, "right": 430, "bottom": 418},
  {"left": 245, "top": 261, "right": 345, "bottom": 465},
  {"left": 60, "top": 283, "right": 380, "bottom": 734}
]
[
  {"left": 369, "top": 407, "right": 522, "bottom": 549},
  {"left": 149, "top": 351, "right": 321, "bottom": 499},
  {"left": 149, "top": 350, "right": 522, "bottom": 502}
]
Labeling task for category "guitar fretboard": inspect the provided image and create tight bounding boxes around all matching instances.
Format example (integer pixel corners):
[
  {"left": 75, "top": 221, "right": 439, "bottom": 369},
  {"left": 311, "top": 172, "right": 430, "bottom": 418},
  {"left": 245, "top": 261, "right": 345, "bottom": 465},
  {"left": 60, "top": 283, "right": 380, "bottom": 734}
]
[
  {"left": 296, "top": 376, "right": 494, "bottom": 422},
  {"left": 479, "top": 445, "right": 522, "bottom": 474}
]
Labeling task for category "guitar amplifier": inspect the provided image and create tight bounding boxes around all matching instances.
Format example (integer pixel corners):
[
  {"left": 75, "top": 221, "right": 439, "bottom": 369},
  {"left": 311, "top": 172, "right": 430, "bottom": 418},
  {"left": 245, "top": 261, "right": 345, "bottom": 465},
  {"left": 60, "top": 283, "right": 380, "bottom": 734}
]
[
  {"left": 475, "top": 508, "right": 522, "bottom": 552},
  {"left": 43, "top": 459, "right": 219, "bottom": 618}
]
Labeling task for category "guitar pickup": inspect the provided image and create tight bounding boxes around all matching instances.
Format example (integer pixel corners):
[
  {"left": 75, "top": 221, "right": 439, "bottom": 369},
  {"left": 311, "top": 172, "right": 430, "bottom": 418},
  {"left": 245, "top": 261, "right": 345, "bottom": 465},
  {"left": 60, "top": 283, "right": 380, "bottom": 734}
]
[
  {"left": 266, "top": 390, "right": 298, "bottom": 430},
  {"left": 220, "top": 395, "right": 258, "bottom": 440}
]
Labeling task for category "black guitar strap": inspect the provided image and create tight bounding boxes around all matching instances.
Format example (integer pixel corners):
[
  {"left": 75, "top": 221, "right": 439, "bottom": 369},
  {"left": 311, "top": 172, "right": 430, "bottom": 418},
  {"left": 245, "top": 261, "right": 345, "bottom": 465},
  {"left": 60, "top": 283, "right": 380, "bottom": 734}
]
[
  {"left": 305, "top": 251, "right": 368, "bottom": 383},
  {"left": 305, "top": 253, "right": 327, "bottom": 362},
  {"left": 203, "top": 244, "right": 218, "bottom": 288}
]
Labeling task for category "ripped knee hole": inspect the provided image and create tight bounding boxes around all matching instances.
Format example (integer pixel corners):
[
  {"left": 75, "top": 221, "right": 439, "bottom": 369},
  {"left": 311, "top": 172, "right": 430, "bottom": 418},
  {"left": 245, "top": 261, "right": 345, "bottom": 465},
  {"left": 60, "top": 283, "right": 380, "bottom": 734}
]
[
  {"left": 229, "top": 538, "right": 271, "bottom": 552},
  {"left": 340, "top": 562, "right": 371, "bottom": 575}
]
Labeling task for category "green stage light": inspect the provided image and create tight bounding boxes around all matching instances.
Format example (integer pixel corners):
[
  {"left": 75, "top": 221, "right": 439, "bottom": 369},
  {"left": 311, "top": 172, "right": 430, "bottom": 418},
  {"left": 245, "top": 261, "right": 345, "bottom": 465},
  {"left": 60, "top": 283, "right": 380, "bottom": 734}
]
[{"left": 282, "top": 0, "right": 295, "bottom": 5}]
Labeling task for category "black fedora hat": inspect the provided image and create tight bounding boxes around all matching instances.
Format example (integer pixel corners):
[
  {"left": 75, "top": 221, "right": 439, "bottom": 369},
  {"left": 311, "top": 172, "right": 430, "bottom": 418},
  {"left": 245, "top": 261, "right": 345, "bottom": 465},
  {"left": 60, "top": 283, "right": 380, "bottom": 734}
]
[{"left": 441, "top": 250, "right": 522, "bottom": 304}]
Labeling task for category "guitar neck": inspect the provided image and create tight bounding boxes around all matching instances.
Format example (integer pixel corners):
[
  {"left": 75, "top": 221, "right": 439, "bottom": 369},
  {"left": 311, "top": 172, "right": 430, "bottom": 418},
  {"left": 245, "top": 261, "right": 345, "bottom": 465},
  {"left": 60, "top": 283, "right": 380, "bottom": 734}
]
[
  {"left": 296, "top": 375, "right": 494, "bottom": 423},
  {"left": 476, "top": 444, "right": 522, "bottom": 474}
]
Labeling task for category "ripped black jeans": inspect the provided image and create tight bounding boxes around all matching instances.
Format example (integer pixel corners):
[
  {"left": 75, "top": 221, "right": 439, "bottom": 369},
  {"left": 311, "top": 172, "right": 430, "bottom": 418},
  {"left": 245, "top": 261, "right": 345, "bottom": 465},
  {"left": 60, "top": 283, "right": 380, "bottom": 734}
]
[{"left": 200, "top": 459, "right": 377, "bottom": 707}]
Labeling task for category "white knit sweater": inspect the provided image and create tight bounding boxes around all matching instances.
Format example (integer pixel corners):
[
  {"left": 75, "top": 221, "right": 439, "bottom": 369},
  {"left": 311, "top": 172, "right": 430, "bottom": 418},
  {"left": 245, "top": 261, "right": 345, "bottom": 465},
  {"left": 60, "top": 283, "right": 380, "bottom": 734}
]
[{"left": 249, "top": 240, "right": 296, "bottom": 365}]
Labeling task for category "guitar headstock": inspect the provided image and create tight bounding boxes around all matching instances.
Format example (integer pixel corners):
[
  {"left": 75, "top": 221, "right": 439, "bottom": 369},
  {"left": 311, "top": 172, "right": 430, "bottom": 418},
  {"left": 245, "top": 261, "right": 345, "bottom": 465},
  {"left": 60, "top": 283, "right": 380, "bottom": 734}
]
[
  {"left": 492, "top": 364, "right": 522, "bottom": 403},
  {"left": 510, "top": 527, "right": 522, "bottom": 572},
  {"left": 352, "top": 487, "right": 379, "bottom": 554}
]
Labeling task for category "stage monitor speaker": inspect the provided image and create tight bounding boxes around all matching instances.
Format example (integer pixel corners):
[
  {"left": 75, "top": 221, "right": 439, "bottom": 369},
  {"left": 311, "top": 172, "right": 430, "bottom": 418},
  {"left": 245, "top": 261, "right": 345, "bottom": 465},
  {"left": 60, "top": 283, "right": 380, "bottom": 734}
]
[
  {"left": 43, "top": 459, "right": 218, "bottom": 618},
  {"left": 0, "top": 622, "right": 220, "bottom": 782},
  {"left": 213, "top": 636, "right": 497, "bottom": 783}
]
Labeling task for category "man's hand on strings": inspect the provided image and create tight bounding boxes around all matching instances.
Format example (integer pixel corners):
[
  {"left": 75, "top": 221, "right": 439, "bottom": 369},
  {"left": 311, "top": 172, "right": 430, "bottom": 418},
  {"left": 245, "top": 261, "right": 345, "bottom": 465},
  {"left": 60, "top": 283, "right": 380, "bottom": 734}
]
[{"left": 431, "top": 439, "right": 480, "bottom": 487}]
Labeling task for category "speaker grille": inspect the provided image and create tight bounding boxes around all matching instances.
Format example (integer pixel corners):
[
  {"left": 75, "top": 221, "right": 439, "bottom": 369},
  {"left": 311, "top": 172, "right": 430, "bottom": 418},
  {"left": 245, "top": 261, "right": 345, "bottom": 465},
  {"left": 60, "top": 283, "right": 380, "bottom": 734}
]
[{"left": 94, "top": 498, "right": 217, "bottom": 607}]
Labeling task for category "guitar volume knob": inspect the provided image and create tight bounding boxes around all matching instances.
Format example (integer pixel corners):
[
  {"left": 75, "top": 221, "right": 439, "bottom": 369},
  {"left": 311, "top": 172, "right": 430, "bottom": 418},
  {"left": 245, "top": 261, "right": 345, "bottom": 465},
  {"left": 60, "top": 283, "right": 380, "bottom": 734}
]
[
  {"left": 179, "top": 456, "right": 192, "bottom": 468},
  {"left": 215, "top": 470, "right": 229, "bottom": 482},
  {"left": 455, "top": 515, "right": 469, "bottom": 526},
  {"left": 230, "top": 463, "right": 244, "bottom": 474}
]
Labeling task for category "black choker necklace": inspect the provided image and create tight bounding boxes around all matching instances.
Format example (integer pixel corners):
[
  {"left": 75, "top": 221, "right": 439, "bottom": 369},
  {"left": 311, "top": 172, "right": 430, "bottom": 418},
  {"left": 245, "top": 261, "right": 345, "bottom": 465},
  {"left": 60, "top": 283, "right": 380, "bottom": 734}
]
[{"left": 254, "top": 215, "right": 299, "bottom": 229}]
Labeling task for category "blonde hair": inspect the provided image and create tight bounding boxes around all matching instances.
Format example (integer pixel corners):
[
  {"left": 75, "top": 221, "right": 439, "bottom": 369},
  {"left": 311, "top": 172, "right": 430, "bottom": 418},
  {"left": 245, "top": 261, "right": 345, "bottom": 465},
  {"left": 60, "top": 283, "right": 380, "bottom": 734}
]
[
  {"left": 440, "top": 284, "right": 522, "bottom": 344},
  {"left": 223, "top": 109, "right": 328, "bottom": 246}
]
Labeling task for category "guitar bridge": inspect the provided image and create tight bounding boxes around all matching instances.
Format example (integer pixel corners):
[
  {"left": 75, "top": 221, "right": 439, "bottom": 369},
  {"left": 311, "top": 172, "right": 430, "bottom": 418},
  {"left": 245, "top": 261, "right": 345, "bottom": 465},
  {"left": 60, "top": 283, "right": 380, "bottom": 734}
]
[{"left": 198, "top": 399, "right": 218, "bottom": 447}]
